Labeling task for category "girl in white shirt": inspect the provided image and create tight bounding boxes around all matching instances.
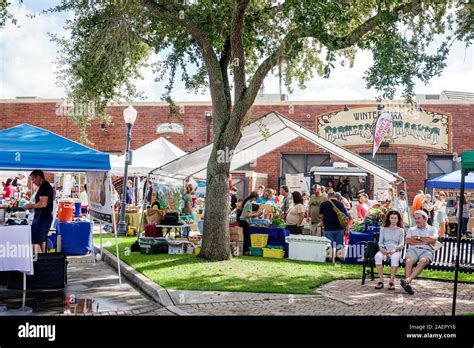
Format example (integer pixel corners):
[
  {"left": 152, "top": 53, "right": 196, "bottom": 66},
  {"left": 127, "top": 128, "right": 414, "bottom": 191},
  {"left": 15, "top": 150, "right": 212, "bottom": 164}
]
[
  {"left": 286, "top": 191, "right": 305, "bottom": 235},
  {"left": 374, "top": 210, "right": 405, "bottom": 290},
  {"left": 433, "top": 192, "right": 447, "bottom": 236}
]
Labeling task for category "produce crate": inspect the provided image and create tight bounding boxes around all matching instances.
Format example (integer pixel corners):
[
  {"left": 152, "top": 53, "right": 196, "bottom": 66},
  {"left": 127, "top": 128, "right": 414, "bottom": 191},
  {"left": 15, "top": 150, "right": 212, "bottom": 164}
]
[
  {"left": 249, "top": 247, "right": 263, "bottom": 256},
  {"left": 263, "top": 246, "right": 285, "bottom": 259},
  {"left": 250, "top": 234, "right": 268, "bottom": 248}
]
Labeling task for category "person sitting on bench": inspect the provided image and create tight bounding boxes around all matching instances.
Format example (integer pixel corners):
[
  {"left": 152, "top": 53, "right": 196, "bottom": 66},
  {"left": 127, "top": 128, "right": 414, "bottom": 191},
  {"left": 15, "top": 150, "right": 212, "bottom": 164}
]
[
  {"left": 374, "top": 210, "right": 405, "bottom": 290},
  {"left": 401, "top": 210, "right": 438, "bottom": 295}
]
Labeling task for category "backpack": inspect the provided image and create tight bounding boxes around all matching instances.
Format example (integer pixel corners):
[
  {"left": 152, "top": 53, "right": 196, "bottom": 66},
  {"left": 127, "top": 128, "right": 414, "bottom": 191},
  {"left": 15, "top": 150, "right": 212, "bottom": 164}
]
[{"left": 328, "top": 199, "right": 349, "bottom": 228}]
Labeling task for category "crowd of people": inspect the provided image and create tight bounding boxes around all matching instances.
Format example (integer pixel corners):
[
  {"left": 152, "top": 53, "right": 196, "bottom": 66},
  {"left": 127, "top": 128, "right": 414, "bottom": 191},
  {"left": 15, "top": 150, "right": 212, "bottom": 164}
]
[
  {"left": 231, "top": 181, "right": 473, "bottom": 295},
  {"left": 1, "top": 175, "right": 30, "bottom": 205}
]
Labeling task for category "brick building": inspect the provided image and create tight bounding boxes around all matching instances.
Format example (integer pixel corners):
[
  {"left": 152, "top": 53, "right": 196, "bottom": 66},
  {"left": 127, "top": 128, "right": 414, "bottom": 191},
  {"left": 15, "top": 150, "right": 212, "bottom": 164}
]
[{"left": 1, "top": 93, "right": 473, "bottom": 202}]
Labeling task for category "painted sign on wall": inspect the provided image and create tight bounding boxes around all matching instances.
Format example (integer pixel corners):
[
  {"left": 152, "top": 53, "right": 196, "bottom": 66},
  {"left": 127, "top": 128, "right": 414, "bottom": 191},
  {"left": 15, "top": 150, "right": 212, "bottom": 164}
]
[{"left": 317, "top": 106, "right": 450, "bottom": 151}]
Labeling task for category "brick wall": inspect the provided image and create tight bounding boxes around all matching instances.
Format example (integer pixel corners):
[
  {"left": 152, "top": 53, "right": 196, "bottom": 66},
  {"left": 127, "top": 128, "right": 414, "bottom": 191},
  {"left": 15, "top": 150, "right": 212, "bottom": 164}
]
[{"left": 1, "top": 100, "right": 473, "bottom": 202}]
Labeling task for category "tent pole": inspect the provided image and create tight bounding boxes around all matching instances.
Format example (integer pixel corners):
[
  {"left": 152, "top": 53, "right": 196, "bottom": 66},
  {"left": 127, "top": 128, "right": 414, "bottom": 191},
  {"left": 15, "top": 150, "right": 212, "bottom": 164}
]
[
  {"left": 136, "top": 173, "right": 150, "bottom": 242},
  {"left": 109, "top": 175, "right": 122, "bottom": 286},
  {"left": 452, "top": 168, "right": 467, "bottom": 316},
  {"left": 403, "top": 181, "right": 413, "bottom": 227}
]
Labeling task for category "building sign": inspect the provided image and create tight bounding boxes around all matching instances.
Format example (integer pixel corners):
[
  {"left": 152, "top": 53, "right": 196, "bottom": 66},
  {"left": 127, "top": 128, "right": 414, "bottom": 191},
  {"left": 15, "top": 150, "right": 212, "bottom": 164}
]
[
  {"left": 157, "top": 123, "right": 184, "bottom": 134},
  {"left": 317, "top": 106, "right": 450, "bottom": 151}
]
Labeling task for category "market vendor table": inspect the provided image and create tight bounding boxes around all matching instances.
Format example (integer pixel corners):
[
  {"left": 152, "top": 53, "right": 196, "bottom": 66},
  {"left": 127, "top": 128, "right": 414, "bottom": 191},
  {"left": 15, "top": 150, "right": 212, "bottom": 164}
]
[
  {"left": 345, "top": 230, "right": 379, "bottom": 264},
  {"left": 0, "top": 225, "right": 34, "bottom": 276},
  {"left": 0, "top": 225, "right": 33, "bottom": 309},
  {"left": 248, "top": 227, "right": 290, "bottom": 256},
  {"left": 155, "top": 223, "right": 197, "bottom": 238}
]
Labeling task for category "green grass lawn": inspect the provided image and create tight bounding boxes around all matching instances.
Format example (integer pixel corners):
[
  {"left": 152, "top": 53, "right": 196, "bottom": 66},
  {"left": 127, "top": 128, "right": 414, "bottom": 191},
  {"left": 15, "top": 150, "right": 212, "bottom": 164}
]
[{"left": 93, "top": 235, "right": 474, "bottom": 294}]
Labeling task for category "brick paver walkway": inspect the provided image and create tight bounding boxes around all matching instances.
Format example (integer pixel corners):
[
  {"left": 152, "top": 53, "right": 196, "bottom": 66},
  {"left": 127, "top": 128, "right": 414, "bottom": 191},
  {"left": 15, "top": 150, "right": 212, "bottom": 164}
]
[{"left": 175, "top": 279, "right": 474, "bottom": 316}]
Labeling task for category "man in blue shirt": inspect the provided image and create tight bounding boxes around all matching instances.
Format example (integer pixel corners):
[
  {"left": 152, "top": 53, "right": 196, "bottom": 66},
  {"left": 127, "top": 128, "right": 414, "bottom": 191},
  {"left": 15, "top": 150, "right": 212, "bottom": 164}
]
[
  {"left": 319, "top": 192, "right": 349, "bottom": 261},
  {"left": 256, "top": 188, "right": 275, "bottom": 205}
]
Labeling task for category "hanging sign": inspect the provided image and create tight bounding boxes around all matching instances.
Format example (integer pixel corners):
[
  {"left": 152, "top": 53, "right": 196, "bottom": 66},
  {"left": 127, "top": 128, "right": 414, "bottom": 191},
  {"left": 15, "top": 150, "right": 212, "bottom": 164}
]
[
  {"left": 317, "top": 106, "right": 450, "bottom": 151},
  {"left": 286, "top": 173, "right": 306, "bottom": 193},
  {"left": 86, "top": 171, "right": 114, "bottom": 224},
  {"left": 372, "top": 112, "right": 393, "bottom": 158}
]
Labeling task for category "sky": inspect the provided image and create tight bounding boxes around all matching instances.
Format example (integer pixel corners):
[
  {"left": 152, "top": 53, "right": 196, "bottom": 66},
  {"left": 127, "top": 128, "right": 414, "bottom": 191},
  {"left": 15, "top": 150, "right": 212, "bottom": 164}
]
[{"left": 1, "top": 1, "right": 473, "bottom": 102}]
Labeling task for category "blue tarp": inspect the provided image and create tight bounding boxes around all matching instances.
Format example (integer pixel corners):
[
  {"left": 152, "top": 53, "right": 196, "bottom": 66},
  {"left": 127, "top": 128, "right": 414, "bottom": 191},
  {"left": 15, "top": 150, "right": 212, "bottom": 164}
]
[
  {"left": 0, "top": 124, "right": 110, "bottom": 171},
  {"left": 426, "top": 170, "right": 474, "bottom": 189}
]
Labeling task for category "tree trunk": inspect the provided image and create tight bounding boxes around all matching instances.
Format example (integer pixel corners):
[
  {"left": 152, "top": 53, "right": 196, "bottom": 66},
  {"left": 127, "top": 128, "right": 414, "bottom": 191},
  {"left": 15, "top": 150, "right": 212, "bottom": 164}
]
[{"left": 199, "top": 138, "right": 232, "bottom": 261}]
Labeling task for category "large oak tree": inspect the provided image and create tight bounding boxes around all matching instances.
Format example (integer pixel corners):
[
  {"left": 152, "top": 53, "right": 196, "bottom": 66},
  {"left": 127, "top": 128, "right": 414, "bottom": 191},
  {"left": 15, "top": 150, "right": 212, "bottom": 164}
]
[{"left": 45, "top": 0, "right": 472, "bottom": 260}]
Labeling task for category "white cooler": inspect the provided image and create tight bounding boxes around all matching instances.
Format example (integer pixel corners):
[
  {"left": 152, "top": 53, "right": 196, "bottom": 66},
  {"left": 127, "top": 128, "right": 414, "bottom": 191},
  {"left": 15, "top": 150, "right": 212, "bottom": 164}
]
[{"left": 285, "top": 235, "right": 331, "bottom": 262}]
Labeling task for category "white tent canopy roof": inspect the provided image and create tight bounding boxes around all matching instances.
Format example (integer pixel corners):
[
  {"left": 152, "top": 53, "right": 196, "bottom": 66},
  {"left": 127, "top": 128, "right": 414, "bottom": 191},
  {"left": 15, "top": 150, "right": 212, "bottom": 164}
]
[
  {"left": 150, "top": 112, "right": 404, "bottom": 184},
  {"left": 111, "top": 137, "right": 186, "bottom": 176}
]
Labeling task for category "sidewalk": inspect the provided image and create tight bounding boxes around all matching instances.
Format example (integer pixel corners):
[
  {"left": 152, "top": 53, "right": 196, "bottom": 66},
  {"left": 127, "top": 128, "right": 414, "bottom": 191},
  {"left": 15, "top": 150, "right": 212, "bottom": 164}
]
[
  {"left": 0, "top": 255, "right": 174, "bottom": 316},
  {"left": 171, "top": 280, "right": 474, "bottom": 316}
]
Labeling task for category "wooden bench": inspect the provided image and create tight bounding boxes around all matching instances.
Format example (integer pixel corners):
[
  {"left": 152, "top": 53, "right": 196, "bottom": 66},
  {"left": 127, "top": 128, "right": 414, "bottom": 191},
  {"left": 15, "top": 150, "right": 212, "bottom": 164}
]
[{"left": 361, "top": 236, "right": 474, "bottom": 285}]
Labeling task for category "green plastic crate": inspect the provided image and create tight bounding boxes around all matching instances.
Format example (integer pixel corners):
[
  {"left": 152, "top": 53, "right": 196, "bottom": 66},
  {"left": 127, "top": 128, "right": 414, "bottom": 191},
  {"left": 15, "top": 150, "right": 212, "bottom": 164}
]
[{"left": 249, "top": 247, "right": 263, "bottom": 256}]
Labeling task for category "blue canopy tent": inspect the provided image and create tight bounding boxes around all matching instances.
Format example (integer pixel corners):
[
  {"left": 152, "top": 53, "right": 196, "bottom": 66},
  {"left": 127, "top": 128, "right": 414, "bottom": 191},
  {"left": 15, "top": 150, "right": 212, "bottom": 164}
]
[
  {"left": 0, "top": 124, "right": 122, "bottom": 285},
  {"left": 426, "top": 170, "right": 474, "bottom": 190},
  {"left": 0, "top": 124, "right": 110, "bottom": 171}
]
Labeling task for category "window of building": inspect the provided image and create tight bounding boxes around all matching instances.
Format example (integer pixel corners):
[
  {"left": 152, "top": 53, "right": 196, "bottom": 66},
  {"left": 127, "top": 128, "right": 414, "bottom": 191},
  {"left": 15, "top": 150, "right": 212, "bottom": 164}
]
[
  {"left": 359, "top": 153, "right": 398, "bottom": 173},
  {"left": 427, "top": 155, "right": 460, "bottom": 180},
  {"left": 281, "top": 154, "right": 331, "bottom": 175}
]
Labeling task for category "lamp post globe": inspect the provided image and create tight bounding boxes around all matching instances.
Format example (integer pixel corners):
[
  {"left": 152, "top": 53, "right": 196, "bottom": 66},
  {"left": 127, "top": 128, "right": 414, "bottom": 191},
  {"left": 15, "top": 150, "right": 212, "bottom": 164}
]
[
  {"left": 117, "top": 105, "right": 137, "bottom": 236},
  {"left": 123, "top": 105, "right": 137, "bottom": 125}
]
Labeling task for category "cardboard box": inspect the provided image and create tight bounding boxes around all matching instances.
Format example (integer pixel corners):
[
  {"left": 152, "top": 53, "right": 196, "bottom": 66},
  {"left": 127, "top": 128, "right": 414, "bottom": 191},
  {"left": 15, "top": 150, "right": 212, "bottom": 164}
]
[
  {"left": 230, "top": 233, "right": 244, "bottom": 242},
  {"left": 229, "top": 226, "right": 244, "bottom": 242},
  {"left": 229, "top": 226, "right": 243, "bottom": 235}
]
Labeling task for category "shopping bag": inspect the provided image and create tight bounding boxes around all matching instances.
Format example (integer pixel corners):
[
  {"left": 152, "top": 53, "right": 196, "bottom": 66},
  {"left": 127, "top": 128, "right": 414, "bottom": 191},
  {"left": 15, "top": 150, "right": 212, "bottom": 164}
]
[{"left": 147, "top": 208, "right": 166, "bottom": 225}]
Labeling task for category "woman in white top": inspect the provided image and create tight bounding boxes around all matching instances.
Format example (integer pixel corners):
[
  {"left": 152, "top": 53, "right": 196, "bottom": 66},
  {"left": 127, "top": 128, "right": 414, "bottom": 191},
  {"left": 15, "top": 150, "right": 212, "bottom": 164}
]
[
  {"left": 374, "top": 210, "right": 405, "bottom": 290},
  {"left": 285, "top": 191, "right": 305, "bottom": 235},
  {"left": 433, "top": 192, "right": 447, "bottom": 236}
]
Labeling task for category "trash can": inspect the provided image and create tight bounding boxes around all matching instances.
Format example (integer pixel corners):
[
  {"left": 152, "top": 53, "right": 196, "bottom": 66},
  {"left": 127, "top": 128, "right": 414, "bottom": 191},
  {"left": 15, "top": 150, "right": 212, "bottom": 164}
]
[{"left": 285, "top": 235, "right": 331, "bottom": 262}]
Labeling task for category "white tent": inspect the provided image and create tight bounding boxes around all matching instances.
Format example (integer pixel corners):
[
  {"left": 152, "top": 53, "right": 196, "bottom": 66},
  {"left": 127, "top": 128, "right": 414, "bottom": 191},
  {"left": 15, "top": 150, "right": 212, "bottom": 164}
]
[
  {"left": 111, "top": 137, "right": 186, "bottom": 176},
  {"left": 149, "top": 111, "right": 405, "bottom": 184}
]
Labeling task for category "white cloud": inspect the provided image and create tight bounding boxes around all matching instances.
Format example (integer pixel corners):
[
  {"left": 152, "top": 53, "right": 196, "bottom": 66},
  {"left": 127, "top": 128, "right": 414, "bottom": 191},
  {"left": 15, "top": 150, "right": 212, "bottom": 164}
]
[
  {"left": 1, "top": 3, "right": 472, "bottom": 102},
  {"left": 0, "top": 3, "right": 68, "bottom": 99}
]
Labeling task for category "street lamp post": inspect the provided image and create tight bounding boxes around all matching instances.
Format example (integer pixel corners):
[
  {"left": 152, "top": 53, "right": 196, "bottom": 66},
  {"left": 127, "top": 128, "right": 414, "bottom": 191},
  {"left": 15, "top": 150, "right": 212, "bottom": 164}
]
[{"left": 117, "top": 105, "right": 137, "bottom": 236}]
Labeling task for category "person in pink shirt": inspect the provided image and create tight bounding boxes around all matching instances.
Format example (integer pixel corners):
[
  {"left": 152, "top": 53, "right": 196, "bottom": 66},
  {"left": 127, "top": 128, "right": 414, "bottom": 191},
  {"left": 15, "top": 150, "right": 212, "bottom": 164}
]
[
  {"left": 1, "top": 178, "right": 13, "bottom": 200},
  {"left": 356, "top": 193, "right": 369, "bottom": 220}
]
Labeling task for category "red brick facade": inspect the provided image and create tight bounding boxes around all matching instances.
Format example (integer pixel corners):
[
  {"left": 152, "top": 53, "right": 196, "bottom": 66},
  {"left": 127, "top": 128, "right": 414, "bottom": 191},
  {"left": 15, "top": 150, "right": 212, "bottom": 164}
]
[{"left": 1, "top": 99, "right": 472, "bottom": 202}]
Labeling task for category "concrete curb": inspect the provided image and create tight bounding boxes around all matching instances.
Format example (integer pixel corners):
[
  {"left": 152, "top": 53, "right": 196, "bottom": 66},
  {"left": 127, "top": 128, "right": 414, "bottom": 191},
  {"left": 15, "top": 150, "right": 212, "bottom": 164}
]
[{"left": 98, "top": 247, "right": 190, "bottom": 315}]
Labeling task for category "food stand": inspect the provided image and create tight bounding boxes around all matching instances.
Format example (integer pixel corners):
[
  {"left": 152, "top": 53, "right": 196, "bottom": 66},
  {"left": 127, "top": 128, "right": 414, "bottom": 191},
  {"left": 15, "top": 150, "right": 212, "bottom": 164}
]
[
  {"left": 0, "top": 124, "right": 120, "bottom": 296},
  {"left": 426, "top": 170, "right": 474, "bottom": 235},
  {"left": 136, "top": 112, "right": 404, "bottom": 260}
]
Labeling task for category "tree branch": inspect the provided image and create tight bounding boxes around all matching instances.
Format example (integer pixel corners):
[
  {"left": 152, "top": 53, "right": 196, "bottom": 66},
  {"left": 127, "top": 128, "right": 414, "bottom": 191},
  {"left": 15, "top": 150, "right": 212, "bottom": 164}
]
[
  {"left": 220, "top": 35, "right": 232, "bottom": 113},
  {"left": 230, "top": 0, "right": 424, "bottom": 136},
  {"left": 231, "top": 0, "right": 249, "bottom": 101},
  {"left": 313, "top": 0, "right": 424, "bottom": 50},
  {"left": 140, "top": 0, "right": 228, "bottom": 121}
]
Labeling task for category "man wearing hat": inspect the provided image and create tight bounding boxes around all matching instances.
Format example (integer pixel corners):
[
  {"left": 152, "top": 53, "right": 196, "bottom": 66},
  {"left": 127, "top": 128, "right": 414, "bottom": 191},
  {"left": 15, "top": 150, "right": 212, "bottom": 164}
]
[{"left": 307, "top": 184, "right": 326, "bottom": 236}]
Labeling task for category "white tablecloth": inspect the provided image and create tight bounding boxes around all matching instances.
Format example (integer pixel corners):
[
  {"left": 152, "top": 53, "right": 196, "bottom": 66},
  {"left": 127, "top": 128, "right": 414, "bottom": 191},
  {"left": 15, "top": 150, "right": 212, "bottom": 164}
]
[{"left": 0, "top": 225, "right": 34, "bottom": 275}]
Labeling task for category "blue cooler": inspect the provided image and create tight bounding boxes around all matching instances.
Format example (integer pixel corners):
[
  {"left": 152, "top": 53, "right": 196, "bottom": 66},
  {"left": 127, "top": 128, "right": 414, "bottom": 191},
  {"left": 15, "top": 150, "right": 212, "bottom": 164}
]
[
  {"left": 47, "top": 230, "right": 58, "bottom": 251},
  {"left": 57, "top": 221, "right": 92, "bottom": 255},
  {"left": 74, "top": 202, "right": 82, "bottom": 217}
]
